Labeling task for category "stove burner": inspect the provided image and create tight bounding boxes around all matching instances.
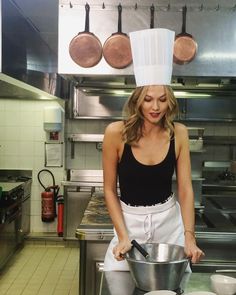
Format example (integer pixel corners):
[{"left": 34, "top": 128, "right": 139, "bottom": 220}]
[{"left": 0, "top": 176, "right": 31, "bottom": 182}]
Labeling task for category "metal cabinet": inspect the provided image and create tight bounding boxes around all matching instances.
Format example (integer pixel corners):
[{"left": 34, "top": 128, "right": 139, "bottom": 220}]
[
  {"left": 178, "top": 97, "right": 236, "bottom": 121},
  {"left": 77, "top": 230, "right": 113, "bottom": 295},
  {"left": 63, "top": 188, "right": 91, "bottom": 240}
]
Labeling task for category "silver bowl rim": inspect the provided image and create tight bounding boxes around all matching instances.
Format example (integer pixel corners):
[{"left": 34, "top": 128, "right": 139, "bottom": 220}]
[
  {"left": 125, "top": 256, "right": 189, "bottom": 265},
  {"left": 125, "top": 242, "right": 189, "bottom": 265}
]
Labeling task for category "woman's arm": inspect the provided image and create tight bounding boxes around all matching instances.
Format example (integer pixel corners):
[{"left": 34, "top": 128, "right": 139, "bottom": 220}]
[
  {"left": 175, "top": 123, "right": 205, "bottom": 263},
  {"left": 102, "top": 122, "right": 131, "bottom": 260}
]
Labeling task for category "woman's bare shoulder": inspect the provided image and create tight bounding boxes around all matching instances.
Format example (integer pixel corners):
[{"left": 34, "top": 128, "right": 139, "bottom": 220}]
[
  {"left": 174, "top": 122, "right": 188, "bottom": 138},
  {"left": 103, "top": 121, "right": 124, "bottom": 153},
  {"left": 104, "top": 121, "right": 124, "bottom": 136}
]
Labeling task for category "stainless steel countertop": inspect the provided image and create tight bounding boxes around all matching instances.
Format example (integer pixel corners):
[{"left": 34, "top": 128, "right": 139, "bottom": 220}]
[
  {"left": 75, "top": 194, "right": 236, "bottom": 241},
  {"left": 76, "top": 195, "right": 236, "bottom": 275},
  {"left": 80, "top": 195, "right": 112, "bottom": 227},
  {"left": 203, "top": 181, "right": 236, "bottom": 190},
  {"left": 0, "top": 182, "right": 24, "bottom": 193},
  {"left": 75, "top": 195, "right": 113, "bottom": 240},
  {"left": 99, "top": 271, "right": 213, "bottom": 295}
]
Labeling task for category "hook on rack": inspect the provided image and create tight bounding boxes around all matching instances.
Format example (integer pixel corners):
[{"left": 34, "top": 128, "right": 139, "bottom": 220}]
[
  {"left": 150, "top": 4, "right": 155, "bottom": 29},
  {"left": 162, "top": 3, "right": 170, "bottom": 12},
  {"left": 232, "top": 4, "right": 236, "bottom": 11},
  {"left": 102, "top": 2, "right": 105, "bottom": 9},
  {"left": 215, "top": 4, "right": 220, "bottom": 11},
  {"left": 69, "top": 2, "right": 73, "bottom": 8},
  {"left": 135, "top": 3, "right": 138, "bottom": 10},
  {"left": 199, "top": 4, "right": 203, "bottom": 11}
]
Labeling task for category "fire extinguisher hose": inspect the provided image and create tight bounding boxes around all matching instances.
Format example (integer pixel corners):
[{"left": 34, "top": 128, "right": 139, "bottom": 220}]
[{"left": 37, "top": 169, "right": 56, "bottom": 190}]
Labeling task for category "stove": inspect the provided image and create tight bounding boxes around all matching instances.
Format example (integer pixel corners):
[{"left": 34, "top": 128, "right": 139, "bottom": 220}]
[
  {"left": 0, "top": 171, "right": 32, "bottom": 200},
  {"left": 0, "top": 183, "right": 24, "bottom": 205},
  {"left": 0, "top": 175, "right": 31, "bottom": 183},
  {"left": 0, "top": 170, "right": 32, "bottom": 233},
  {"left": 0, "top": 170, "right": 32, "bottom": 270}
]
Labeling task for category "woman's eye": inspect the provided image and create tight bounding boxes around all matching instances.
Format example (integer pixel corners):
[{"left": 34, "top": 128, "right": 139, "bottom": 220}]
[
  {"left": 160, "top": 97, "right": 167, "bottom": 102},
  {"left": 144, "top": 97, "right": 152, "bottom": 102}
]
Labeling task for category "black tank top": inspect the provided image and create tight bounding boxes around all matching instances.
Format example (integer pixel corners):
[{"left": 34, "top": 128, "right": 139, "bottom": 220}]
[{"left": 118, "top": 138, "right": 176, "bottom": 206}]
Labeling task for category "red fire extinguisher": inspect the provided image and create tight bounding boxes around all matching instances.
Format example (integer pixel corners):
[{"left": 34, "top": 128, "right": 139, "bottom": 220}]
[
  {"left": 57, "top": 195, "right": 64, "bottom": 237},
  {"left": 37, "top": 169, "right": 59, "bottom": 222}
]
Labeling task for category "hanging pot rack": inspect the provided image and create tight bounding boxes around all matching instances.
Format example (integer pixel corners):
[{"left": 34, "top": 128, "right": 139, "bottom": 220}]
[{"left": 62, "top": 1, "right": 236, "bottom": 12}]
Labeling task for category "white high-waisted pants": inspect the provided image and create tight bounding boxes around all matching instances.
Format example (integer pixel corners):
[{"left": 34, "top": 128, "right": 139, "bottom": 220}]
[{"left": 103, "top": 194, "right": 187, "bottom": 271}]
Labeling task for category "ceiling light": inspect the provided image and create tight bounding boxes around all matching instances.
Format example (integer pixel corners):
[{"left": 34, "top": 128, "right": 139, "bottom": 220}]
[{"left": 174, "top": 91, "right": 212, "bottom": 98}]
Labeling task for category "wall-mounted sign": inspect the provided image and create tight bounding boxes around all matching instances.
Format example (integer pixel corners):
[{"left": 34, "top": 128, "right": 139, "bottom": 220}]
[{"left": 45, "top": 143, "right": 63, "bottom": 167}]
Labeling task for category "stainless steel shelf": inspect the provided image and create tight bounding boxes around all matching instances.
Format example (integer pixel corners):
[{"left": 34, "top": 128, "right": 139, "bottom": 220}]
[
  {"left": 190, "top": 149, "right": 206, "bottom": 153},
  {"left": 67, "top": 133, "right": 207, "bottom": 158},
  {"left": 68, "top": 134, "right": 104, "bottom": 158},
  {"left": 68, "top": 134, "right": 104, "bottom": 142},
  {"left": 204, "top": 136, "right": 236, "bottom": 145}
]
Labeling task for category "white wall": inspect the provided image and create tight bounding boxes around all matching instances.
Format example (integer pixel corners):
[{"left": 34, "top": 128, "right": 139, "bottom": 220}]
[
  {"left": 65, "top": 119, "right": 112, "bottom": 170},
  {"left": 0, "top": 98, "right": 65, "bottom": 233}
]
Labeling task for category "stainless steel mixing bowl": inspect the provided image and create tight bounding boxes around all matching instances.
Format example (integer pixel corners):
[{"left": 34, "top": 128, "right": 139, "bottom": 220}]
[{"left": 126, "top": 243, "right": 189, "bottom": 291}]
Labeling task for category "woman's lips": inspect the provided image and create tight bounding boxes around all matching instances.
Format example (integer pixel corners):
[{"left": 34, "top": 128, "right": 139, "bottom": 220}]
[{"left": 150, "top": 112, "right": 160, "bottom": 118}]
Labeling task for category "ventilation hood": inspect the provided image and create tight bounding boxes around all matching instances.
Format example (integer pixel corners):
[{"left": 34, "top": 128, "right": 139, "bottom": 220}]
[
  {"left": 58, "top": 0, "right": 236, "bottom": 96},
  {"left": 72, "top": 75, "right": 236, "bottom": 98},
  {"left": 0, "top": 0, "right": 69, "bottom": 100}
]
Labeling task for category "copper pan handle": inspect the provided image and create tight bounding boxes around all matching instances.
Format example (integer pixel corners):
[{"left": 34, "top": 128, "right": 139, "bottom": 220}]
[
  {"left": 181, "top": 5, "right": 187, "bottom": 34},
  {"left": 150, "top": 4, "right": 155, "bottom": 29},
  {"left": 117, "top": 4, "right": 122, "bottom": 33},
  {"left": 84, "top": 3, "right": 90, "bottom": 32}
]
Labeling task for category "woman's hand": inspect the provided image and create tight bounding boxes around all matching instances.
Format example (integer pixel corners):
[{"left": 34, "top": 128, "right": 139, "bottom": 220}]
[
  {"left": 112, "top": 239, "right": 132, "bottom": 261},
  {"left": 184, "top": 232, "right": 205, "bottom": 263}
]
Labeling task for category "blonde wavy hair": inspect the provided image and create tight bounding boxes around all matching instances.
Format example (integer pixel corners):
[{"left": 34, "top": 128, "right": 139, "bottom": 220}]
[{"left": 122, "top": 85, "right": 179, "bottom": 144}]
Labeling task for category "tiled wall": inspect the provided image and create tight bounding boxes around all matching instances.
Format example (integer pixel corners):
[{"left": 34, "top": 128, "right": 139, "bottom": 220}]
[
  {"left": 65, "top": 119, "right": 113, "bottom": 170},
  {"left": 0, "top": 99, "right": 65, "bottom": 233}
]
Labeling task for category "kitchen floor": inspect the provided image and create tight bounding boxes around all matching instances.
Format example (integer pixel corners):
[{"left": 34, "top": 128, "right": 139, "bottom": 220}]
[{"left": 0, "top": 240, "right": 80, "bottom": 295}]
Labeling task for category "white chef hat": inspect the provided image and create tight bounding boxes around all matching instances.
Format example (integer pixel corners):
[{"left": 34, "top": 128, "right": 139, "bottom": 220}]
[{"left": 129, "top": 28, "right": 175, "bottom": 86}]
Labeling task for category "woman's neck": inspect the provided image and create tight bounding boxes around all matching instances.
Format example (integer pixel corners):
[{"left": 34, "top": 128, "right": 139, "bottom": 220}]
[{"left": 142, "top": 121, "right": 163, "bottom": 136}]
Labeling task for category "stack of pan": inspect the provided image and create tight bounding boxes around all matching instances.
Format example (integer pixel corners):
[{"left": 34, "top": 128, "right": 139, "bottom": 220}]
[
  {"left": 69, "top": 3, "right": 132, "bottom": 69},
  {"left": 69, "top": 4, "right": 197, "bottom": 69}
]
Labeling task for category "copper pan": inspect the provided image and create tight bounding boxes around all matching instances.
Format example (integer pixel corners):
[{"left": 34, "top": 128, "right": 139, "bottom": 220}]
[
  {"left": 173, "top": 6, "right": 197, "bottom": 65},
  {"left": 103, "top": 4, "right": 132, "bottom": 69},
  {"left": 69, "top": 3, "right": 102, "bottom": 68}
]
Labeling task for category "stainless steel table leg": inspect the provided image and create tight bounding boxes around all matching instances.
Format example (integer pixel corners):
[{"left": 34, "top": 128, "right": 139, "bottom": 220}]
[{"left": 79, "top": 240, "right": 87, "bottom": 295}]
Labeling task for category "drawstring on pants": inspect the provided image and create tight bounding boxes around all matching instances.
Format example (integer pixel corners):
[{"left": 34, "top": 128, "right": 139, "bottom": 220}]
[{"left": 144, "top": 214, "right": 153, "bottom": 241}]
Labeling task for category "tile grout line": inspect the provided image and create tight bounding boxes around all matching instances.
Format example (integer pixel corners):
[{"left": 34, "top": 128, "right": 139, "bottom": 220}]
[
  {"left": 18, "top": 246, "right": 59, "bottom": 295},
  {"left": 37, "top": 247, "right": 75, "bottom": 295},
  {"left": 0, "top": 246, "right": 41, "bottom": 295},
  {"left": 52, "top": 247, "right": 75, "bottom": 295},
  {"left": 0, "top": 244, "right": 80, "bottom": 295}
]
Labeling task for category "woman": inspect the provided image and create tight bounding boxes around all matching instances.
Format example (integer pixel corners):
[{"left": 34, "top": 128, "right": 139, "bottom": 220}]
[{"left": 102, "top": 84, "right": 204, "bottom": 271}]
